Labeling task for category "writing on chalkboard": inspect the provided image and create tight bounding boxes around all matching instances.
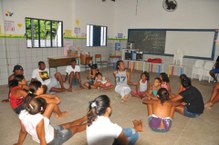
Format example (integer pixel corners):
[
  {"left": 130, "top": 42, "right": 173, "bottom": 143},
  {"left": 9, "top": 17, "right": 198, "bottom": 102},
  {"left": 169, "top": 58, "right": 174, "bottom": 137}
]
[{"left": 128, "top": 30, "right": 166, "bottom": 54}]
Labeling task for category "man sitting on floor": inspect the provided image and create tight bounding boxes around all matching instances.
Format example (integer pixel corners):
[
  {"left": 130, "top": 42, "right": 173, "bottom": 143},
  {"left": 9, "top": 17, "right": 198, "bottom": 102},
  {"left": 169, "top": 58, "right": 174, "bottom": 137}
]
[
  {"left": 64, "top": 58, "right": 82, "bottom": 90},
  {"left": 172, "top": 77, "right": 204, "bottom": 118},
  {"left": 31, "top": 61, "right": 69, "bottom": 93}
]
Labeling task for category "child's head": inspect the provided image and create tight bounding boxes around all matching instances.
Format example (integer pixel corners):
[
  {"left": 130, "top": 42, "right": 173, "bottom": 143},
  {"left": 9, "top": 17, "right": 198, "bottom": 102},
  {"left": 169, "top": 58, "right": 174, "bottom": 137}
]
[
  {"left": 9, "top": 75, "right": 26, "bottom": 88},
  {"left": 95, "top": 72, "right": 103, "bottom": 80},
  {"left": 25, "top": 97, "right": 47, "bottom": 115},
  {"left": 13, "top": 65, "right": 24, "bottom": 75},
  {"left": 157, "top": 88, "right": 170, "bottom": 105},
  {"left": 153, "top": 77, "right": 161, "bottom": 87},
  {"left": 70, "top": 58, "right": 77, "bottom": 67},
  {"left": 29, "top": 80, "right": 44, "bottom": 95},
  {"left": 141, "top": 71, "right": 150, "bottom": 81},
  {"left": 88, "top": 64, "right": 98, "bottom": 70},
  {"left": 160, "top": 72, "right": 170, "bottom": 83},
  {"left": 87, "top": 95, "right": 111, "bottom": 126},
  {"left": 116, "top": 60, "right": 125, "bottom": 70}
]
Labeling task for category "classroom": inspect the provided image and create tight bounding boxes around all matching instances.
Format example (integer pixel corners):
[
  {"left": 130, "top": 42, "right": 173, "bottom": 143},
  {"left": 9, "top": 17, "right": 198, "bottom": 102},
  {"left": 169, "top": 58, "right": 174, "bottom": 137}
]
[{"left": 0, "top": 0, "right": 219, "bottom": 145}]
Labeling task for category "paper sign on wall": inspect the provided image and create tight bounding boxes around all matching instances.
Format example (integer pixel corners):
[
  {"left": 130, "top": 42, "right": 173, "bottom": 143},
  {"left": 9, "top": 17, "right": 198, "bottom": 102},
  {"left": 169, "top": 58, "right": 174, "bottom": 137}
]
[{"left": 4, "top": 20, "right": 15, "bottom": 32}]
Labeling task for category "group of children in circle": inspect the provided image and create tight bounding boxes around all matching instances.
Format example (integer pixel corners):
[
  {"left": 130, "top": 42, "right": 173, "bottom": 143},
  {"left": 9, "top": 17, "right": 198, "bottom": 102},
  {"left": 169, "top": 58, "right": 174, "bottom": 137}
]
[{"left": 7, "top": 59, "right": 206, "bottom": 145}]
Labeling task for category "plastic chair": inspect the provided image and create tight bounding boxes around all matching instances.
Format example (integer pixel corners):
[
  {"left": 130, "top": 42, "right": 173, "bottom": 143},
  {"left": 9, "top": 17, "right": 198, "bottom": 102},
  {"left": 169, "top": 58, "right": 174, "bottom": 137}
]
[
  {"left": 191, "top": 60, "right": 204, "bottom": 81},
  {"left": 173, "top": 49, "right": 184, "bottom": 66},
  {"left": 95, "top": 54, "right": 109, "bottom": 68},
  {"left": 201, "top": 61, "right": 214, "bottom": 82}
]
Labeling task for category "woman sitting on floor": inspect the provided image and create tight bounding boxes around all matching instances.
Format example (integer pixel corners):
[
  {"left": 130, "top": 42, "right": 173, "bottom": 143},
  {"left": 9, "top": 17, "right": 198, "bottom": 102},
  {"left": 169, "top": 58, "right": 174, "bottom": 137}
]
[{"left": 14, "top": 97, "right": 87, "bottom": 145}]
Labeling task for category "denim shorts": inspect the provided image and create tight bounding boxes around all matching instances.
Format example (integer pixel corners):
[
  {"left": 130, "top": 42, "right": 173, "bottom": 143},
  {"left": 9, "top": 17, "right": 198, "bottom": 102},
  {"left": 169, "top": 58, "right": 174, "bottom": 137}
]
[
  {"left": 47, "top": 125, "right": 73, "bottom": 145},
  {"left": 211, "top": 68, "right": 219, "bottom": 73},
  {"left": 14, "top": 104, "right": 25, "bottom": 115},
  {"left": 184, "top": 106, "right": 200, "bottom": 118}
]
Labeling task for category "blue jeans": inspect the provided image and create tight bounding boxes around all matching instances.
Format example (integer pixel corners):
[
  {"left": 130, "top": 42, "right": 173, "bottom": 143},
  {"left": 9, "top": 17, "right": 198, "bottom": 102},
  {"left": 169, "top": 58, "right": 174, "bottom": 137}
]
[
  {"left": 123, "top": 128, "right": 139, "bottom": 145},
  {"left": 184, "top": 106, "right": 200, "bottom": 118}
]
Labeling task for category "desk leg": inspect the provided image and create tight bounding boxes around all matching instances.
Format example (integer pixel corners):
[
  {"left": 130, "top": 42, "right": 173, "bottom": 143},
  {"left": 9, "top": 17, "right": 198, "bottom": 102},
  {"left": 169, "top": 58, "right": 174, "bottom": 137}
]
[
  {"left": 158, "top": 65, "right": 161, "bottom": 76},
  {"left": 168, "top": 66, "right": 170, "bottom": 77},
  {"left": 171, "top": 66, "right": 174, "bottom": 75}
]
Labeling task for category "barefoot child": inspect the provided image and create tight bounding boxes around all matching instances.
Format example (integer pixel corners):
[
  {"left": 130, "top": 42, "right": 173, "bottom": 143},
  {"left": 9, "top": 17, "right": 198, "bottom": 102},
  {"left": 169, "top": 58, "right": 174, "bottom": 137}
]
[
  {"left": 142, "top": 88, "right": 180, "bottom": 132},
  {"left": 93, "top": 72, "right": 114, "bottom": 90},
  {"left": 113, "top": 60, "right": 132, "bottom": 102},
  {"left": 83, "top": 64, "right": 100, "bottom": 89},
  {"left": 131, "top": 71, "right": 150, "bottom": 99},
  {"left": 29, "top": 80, "right": 67, "bottom": 118}
]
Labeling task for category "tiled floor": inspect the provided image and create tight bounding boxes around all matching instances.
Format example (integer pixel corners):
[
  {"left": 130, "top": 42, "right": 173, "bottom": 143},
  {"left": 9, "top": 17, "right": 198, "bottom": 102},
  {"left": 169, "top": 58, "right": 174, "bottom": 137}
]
[{"left": 0, "top": 68, "right": 218, "bottom": 145}]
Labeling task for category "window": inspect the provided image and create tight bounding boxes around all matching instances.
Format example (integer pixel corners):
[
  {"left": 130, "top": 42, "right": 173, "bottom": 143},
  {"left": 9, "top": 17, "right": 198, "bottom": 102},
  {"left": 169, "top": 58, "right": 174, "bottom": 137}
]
[
  {"left": 86, "top": 24, "right": 107, "bottom": 47},
  {"left": 25, "top": 17, "right": 63, "bottom": 48}
]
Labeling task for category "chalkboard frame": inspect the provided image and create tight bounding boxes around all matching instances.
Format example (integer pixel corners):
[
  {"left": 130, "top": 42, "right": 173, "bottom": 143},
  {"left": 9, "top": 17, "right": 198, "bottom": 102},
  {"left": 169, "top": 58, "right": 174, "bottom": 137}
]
[{"left": 128, "top": 29, "right": 218, "bottom": 60}]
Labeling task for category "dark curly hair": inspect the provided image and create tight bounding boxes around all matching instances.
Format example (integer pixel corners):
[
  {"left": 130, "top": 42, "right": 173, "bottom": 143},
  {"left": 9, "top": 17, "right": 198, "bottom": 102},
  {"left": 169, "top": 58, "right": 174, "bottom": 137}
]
[{"left": 160, "top": 72, "right": 170, "bottom": 83}]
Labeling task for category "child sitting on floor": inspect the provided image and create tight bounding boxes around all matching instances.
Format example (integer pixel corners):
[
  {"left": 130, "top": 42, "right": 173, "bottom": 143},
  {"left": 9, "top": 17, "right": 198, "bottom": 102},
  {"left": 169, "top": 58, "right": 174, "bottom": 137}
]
[
  {"left": 83, "top": 64, "right": 100, "bottom": 89},
  {"left": 93, "top": 72, "right": 113, "bottom": 90},
  {"left": 142, "top": 88, "right": 180, "bottom": 132},
  {"left": 160, "top": 72, "right": 171, "bottom": 93},
  {"left": 145, "top": 77, "right": 161, "bottom": 100},
  {"left": 131, "top": 71, "right": 150, "bottom": 99},
  {"left": 113, "top": 60, "right": 132, "bottom": 103}
]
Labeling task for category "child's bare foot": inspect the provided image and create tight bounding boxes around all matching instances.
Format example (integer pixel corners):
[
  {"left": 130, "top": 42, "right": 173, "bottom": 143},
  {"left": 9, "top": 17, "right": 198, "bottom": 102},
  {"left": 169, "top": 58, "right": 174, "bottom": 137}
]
[
  {"left": 56, "top": 111, "right": 68, "bottom": 118},
  {"left": 205, "top": 102, "right": 213, "bottom": 109},
  {"left": 120, "top": 96, "right": 128, "bottom": 103},
  {"left": 66, "top": 88, "right": 73, "bottom": 92},
  {"left": 133, "top": 120, "right": 144, "bottom": 132}
]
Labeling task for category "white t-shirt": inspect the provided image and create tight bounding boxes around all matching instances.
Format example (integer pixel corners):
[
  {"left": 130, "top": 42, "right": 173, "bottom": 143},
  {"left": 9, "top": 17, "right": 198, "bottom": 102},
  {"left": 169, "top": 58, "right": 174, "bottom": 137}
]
[
  {"left": 86, "top": 116, "right": 123, "bottom": 145},
  {"left": 65, "top": 65, "right": 80, "bottom": 75},
  {"left": 19, "top": 110, "right": 54, "bottom": 144},
  {"left": 32, "top": 68, "right": 51, "bottom": 85}
]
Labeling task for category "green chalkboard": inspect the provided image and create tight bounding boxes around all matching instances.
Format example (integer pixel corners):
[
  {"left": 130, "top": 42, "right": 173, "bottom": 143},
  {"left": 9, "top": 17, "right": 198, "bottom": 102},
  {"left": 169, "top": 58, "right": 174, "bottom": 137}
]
[{"left": 128, "top": 29, "right": 166, "bottom": 54}]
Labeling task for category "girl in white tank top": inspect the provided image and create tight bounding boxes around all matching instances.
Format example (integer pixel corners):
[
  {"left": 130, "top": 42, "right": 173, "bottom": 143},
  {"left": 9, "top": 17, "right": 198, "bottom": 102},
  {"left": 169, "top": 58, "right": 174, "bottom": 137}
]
[{"left": 131, "top": 71, "right": 150, "bottom": 99}]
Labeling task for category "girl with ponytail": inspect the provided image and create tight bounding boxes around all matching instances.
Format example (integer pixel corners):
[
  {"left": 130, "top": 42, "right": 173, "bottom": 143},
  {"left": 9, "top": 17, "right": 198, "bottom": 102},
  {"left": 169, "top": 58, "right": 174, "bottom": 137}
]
[
  {"left": 86, "top": 95, "right": 143, "bottom": 145},
  {"left": 15, "top": 97, "right": 87, "bottom": 145}
]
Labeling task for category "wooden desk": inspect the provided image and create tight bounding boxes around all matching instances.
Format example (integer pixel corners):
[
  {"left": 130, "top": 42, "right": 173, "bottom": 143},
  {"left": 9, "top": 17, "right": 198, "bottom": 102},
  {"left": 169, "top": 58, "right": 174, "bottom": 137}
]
[{"left": 48, "top": 56, "right": 80, "bottom": 72}]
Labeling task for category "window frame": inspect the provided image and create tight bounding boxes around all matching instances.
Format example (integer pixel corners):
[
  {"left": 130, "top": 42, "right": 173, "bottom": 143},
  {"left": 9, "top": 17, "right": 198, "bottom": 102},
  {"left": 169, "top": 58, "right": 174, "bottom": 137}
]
[
  {"left": 86, "top": 24, "right": 107, "bottom": 47},
  {"left": 25, "top": 17, "right": 63, "bottom": 48}
]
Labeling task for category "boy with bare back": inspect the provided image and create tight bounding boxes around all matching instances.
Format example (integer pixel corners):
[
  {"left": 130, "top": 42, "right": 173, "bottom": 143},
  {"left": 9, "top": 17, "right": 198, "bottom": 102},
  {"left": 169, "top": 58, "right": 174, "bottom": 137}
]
[{"left": 143, "top": 88, "right": 179, "bottom": 132}]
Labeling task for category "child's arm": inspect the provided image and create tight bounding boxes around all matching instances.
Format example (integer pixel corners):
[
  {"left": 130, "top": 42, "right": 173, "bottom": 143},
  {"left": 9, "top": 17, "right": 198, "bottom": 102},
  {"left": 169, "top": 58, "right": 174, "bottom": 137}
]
[
  {"left": 135, "top": 80, "right": 140, "bottom": 92},
  {"left": 142, "top": 98, "right": 153, "bottom": 104},
  {"left": 126, "top": 71, "right": 133, "bottom": 85},
  {"left": 14, "top": 120, "right": 27, "bottom": 145},
  {"left": 37, "top": 94, "right": 60, "bottom": 104}
]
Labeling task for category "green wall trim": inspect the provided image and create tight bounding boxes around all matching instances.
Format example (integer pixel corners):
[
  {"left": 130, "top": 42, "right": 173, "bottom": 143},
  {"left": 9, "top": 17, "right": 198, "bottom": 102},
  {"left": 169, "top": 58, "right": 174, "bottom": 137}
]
[{"left": 0, "top": 35, "right": 127, "bottom": 40}]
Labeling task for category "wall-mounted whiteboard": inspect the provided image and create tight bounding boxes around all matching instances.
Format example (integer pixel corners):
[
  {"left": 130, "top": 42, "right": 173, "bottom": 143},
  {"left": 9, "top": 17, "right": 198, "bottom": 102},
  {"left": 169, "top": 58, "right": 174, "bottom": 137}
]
[
  {"left": 165, "top": 31, "right": 215, "bottom": 59},
  {"left": 128, "top": 29, "right": 218, "bottom": 60}
]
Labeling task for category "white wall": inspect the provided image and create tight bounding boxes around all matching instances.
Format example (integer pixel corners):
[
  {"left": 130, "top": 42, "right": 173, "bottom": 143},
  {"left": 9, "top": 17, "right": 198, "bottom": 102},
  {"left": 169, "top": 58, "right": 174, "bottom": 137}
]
[
  {"left": 114, "top": 0, "right": 219, "bottom": 37},
  {"left": 1, "top": 0, "right": 73, "bottom": 35}
]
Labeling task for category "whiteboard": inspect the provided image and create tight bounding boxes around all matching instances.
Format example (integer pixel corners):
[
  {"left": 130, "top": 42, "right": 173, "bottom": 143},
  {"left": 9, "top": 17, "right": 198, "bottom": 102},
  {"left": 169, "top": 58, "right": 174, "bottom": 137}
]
[{"left": 165, "top": 31, "right": 215, "bottom": 59}]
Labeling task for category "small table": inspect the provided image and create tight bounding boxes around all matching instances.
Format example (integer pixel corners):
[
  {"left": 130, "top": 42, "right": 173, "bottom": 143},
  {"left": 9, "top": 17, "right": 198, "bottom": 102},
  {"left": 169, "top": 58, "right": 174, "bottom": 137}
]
[
  {"left": 168, "top": 64, "right": 185, "bottom": 77},
  {"left": 48, "top": 56, "right": 80, "bottom": 73},
  {"left": 143, "top": 62, "right": 163, "bottom": 76}
]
